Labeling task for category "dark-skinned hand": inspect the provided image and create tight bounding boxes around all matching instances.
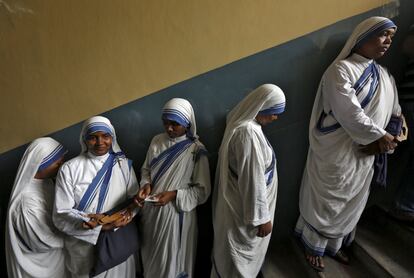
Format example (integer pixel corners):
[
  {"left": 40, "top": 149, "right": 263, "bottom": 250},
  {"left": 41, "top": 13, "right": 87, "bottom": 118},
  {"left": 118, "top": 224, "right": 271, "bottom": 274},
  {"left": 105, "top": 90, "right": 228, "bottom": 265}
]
[{"left": 257, "top": 221, "right": 272, "bottom": 237}]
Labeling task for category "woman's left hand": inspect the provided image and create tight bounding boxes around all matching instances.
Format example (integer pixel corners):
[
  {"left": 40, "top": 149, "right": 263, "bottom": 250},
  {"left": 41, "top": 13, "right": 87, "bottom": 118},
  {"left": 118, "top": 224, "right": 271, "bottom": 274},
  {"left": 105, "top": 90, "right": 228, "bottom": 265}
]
[
  {"left": 82, "top": 213, "right": 105, "bottom": 229},
  {"left": 256, "top": 221, "right": 272, "bottom": 237},
  {"left": 153, "top": 191, "right": 177, "bottom": 206},
  {"left": 101, "top": 209, "right": 133, "bottom": 230}
]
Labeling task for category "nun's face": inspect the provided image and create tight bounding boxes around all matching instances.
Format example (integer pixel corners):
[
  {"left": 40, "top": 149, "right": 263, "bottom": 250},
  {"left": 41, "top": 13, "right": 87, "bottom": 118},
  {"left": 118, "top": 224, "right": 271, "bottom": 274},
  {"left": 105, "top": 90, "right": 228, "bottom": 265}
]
[
  {"left": 356, "top": 28, "right": 396, "bottom": 59},
  {"left": 163, "top": 119, "right": 186, "bottom": 138},
  {"left": 255, "top": 114, "right": 278, "bottom": 126},
  {"left": 85, "top": 131, "right": 113, "bottom": 156}
]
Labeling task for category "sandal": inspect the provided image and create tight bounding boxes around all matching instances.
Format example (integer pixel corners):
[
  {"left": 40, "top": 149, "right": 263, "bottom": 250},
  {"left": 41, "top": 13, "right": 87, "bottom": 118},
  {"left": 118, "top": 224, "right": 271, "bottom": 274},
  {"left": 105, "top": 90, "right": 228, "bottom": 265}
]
[
  {"left": 305, "top": 253, "right": 325, "bottom": 272},
  {"left": 333, "top": 249, "right": 349, "bottom": 265}
]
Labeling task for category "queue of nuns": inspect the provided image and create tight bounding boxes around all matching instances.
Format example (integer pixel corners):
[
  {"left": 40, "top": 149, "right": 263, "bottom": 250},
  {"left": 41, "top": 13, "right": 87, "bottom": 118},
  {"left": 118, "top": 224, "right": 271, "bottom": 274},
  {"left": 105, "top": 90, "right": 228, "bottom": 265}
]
[{"left": 5, "top": 16, "right": 412, "bottom": 278}]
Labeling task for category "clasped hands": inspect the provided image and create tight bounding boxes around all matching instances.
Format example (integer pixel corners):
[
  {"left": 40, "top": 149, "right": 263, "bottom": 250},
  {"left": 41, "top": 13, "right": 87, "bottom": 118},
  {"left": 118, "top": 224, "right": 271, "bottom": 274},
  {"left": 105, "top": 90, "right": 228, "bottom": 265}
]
[{"left": 359, "top": 132, "right": 399, "bottom": 155}]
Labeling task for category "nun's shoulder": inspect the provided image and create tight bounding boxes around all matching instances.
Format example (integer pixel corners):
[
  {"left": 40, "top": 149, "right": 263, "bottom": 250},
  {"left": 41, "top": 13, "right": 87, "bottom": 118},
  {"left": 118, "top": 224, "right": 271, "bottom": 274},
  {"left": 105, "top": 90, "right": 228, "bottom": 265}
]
[
  {"left": 194, "top": 138, "right": 207, "bottom": 149},
  {"left": 231, "top": 122, "right": 261, "bottom": 142},
  {"left": 377, "top": 63, "right": 393, "bottom": 77},
  {"left": 61, "top": 153, "right": 88, "bottom": 169},
  {"left": 149, "top": 133, "right": 169, "bottom": 145}
]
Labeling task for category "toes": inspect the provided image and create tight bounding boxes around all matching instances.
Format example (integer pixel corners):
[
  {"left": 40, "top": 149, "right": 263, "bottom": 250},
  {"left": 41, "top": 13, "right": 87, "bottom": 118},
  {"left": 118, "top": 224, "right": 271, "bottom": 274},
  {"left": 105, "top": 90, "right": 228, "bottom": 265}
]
[{"left": 318, "top": 257, "right": 325, "bottom": 268}]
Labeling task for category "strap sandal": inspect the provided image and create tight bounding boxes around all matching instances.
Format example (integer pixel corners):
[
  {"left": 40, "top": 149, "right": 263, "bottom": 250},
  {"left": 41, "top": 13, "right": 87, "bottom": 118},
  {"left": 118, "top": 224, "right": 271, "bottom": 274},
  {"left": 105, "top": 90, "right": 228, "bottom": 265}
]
[{"left": 334, "top": 249, "right": 349, "bottom": 265}]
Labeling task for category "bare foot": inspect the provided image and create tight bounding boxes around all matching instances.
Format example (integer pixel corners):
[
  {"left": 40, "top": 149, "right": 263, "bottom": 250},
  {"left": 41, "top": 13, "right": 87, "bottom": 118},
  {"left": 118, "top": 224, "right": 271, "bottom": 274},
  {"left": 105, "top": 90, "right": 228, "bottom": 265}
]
[{"left": 306, "top": 253, "right": 325, "bottom": 271}]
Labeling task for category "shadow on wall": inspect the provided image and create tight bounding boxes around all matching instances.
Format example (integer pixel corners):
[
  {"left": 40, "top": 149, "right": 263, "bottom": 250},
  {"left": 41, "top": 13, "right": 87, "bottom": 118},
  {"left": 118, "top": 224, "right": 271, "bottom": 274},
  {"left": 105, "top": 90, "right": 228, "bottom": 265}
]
[{"left": 1, "top": 1, "right": 414, "bottom": 277}]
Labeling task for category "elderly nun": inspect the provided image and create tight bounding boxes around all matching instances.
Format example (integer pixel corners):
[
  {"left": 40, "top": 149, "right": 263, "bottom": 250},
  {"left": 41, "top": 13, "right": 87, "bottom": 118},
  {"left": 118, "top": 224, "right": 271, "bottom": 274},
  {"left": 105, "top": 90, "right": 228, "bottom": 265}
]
[
  {"left": 6, "top": 137, "right": 68, "bottom": 278},
  {"left": 53, "top": 116, "right": 139, "bottom": 277},
  {"left": 211, "top": 84, "right": 286, "bottom": 278},
  {"left": 295, "top": 16, "right": 401, "bottom": 271},
  {"left": 136, "top": 98, "right": 211, "bottom": 278}
]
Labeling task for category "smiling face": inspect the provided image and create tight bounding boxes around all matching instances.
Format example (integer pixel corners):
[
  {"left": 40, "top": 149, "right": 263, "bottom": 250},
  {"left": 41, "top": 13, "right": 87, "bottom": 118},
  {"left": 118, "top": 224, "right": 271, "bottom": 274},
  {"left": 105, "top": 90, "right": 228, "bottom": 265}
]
[
  {"left": 355, "top": 28, "right": 396, "bottom": 59},
  {"left": 255, "top": 114, "right": 279, "bottom": 126},
  {"left": 85, "top": 131, "right": 113, "bottom": 156},
  {"left": 162, "top": 119, "right": 187, "bottom": 138}
]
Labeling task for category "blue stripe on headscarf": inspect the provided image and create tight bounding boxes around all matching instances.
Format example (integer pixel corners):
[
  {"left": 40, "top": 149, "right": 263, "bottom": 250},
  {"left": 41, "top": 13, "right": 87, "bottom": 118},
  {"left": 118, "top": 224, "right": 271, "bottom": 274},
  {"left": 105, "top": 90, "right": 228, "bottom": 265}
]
[
  {"left": 83, "top": 123, "right": 113, "bottom": 139},
  {"left": 258, "top": 102, "right": 286, "bottom": 116},
  {"left": 38, "top": 144, "right": 67, "bottom": 171},
  {"left": 162, "top": 108, "right": 191, "bottom": 128},
  {"left": 353, "top": 19, "right": 396, "bottom": 51}
]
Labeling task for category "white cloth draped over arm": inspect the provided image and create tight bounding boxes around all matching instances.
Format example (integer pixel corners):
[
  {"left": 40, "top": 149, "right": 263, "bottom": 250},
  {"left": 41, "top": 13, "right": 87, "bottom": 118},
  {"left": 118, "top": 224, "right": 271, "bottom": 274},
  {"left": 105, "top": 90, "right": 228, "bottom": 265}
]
[
  {"left": 230, "top": 127, "right": 270, "bottom": 227},
  {"left": 323, "top": 63, "right": 386, "bottom": 145},
  {"left": 53, "top": 163, "right": 101, "bottom": 245},
  {"left": 175, "top": 151, "right": 211, "bottom": 212},
  {"left": 14, "top": 195, "right": 64, "bottom": 252}
]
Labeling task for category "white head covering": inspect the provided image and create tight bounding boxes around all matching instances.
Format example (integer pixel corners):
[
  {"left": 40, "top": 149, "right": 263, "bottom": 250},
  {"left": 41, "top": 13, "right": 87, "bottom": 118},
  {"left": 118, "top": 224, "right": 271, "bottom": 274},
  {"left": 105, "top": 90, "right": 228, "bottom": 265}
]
[
  {"left": 162, "top": 98, "right": 197, "bottom": 138},
  {"left": 335, "top": 16, "right": 397, "bottom": 63},
  {"left": 7, "top": 137, "right": 66, "bottom": 205},
  {"left": 309, "top": 16, "right": 397, "bottom": 130},
  {"left": 215, "top": 84, "right": 285, "bottom": 209},
  {"left": 6, "top": 137, "right": 66, "bottom": 276},
  {"left": 79, "top": 116, "right": 122, "bottom": 153}
]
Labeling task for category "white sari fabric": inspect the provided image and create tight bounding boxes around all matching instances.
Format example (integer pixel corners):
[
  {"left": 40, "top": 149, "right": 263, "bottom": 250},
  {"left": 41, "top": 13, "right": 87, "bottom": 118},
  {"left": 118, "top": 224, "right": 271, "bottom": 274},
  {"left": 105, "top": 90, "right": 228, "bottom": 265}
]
[
  {"left": 53, "top": 116, "right": 138, "bottom": 277},
  {"left": 6, "top": 137, "right": 68, "bottom": 278},
  {"left": 211, "top": 84, "right": 286, "bottom": 278},
  {"left": 295, "top": 17, "right": 401, "bottom": 256},
  {"left": 139, "top": 98, "right": 211, "bottom": 278}
]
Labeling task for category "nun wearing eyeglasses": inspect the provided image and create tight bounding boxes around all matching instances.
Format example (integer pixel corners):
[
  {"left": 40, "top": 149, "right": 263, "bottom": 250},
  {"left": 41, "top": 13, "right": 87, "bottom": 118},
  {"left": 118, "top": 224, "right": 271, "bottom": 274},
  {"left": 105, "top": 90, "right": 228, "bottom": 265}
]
[
  {"left": 135, "top": 98, "right": 211, "bottom": 278},
  {"left": 211, "top": 84, "right": 286, "bottom": 278},
  {"left": 53, "top": 116, "right": 139, "bottom": 277},
  {"left": 6, "top": 138, "right": 68, "bottom": 278},
  {"left": 295, "top": 17, "right": 401, "bottom": 272}
]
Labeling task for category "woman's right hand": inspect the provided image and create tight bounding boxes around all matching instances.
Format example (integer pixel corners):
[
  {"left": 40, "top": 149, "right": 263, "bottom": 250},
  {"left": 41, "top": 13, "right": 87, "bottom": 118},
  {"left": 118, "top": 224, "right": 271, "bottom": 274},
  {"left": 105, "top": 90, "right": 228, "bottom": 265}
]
[
  {"left": 134, "top": 183, "right": 152, "bottom": 207},
  {"left": 377, "top": 132, "right": 398, "bottom": 153},
  {"left": 359, "top": 133, "right": 397, "bottom": 155}
]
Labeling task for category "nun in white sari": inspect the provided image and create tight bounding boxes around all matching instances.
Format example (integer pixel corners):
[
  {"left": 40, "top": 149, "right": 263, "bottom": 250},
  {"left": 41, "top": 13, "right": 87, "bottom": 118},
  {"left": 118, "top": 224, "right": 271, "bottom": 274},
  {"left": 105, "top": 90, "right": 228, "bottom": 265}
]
[
  {"left": 137, "top": 98, "right": 211, "bottom": 278},
  {"left": 211, "top": 84, "right": 286, "bottom": 278},
  {"left": 295, "top": 17, "right": 401, "bottom": 271},
  {"left": 53, "top": 116, "right": 139, "bottom": 277},
  {"left": 6, "top": 137, "right": 68, "bottom": 278}
]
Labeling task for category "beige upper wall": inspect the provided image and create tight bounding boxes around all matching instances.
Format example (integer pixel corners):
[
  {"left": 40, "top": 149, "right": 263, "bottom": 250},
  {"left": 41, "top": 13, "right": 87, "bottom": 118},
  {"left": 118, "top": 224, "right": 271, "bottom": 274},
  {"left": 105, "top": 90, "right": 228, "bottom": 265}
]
[{"left": 0, "top": 0, "right": 390, "bottom": 153}]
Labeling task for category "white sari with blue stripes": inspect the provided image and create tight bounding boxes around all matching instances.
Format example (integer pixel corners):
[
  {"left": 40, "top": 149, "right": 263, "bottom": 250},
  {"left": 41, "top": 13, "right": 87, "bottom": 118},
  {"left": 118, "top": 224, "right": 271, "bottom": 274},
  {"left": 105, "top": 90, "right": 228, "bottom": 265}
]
[
  {"left": 296, "top": 52, "right": 400, "bottom": 255},
  {"left": 139, "top": 133, "right": 211, "bottom": 278},
  {"left": 53, "top": 151, "right": 138, "bottom": 277},
  {"left": 211, "top": 121, "right": 278, "bottom": 278},
  {"left": 6, "top": 138, "right": 68, "bottom": 278}
]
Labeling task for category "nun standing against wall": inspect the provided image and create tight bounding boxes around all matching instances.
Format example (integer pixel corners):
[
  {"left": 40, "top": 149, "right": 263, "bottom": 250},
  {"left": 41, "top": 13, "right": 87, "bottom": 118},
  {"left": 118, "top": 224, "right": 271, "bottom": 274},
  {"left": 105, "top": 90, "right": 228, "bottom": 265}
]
[
  {"left": 295, "top": 17, "right": 401, "bottom": 272},
  {"left": 6, "top": 137, "right": 68, "bottom": 278},
  {"left": 135, "top": 98, "right": 211, "bottom": 278},
  {"left": 53, "top": 116, "right": 139, "bottom": 278},
  {"left": 211, "top": 84, "right": 286, "bottom": 278}
]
